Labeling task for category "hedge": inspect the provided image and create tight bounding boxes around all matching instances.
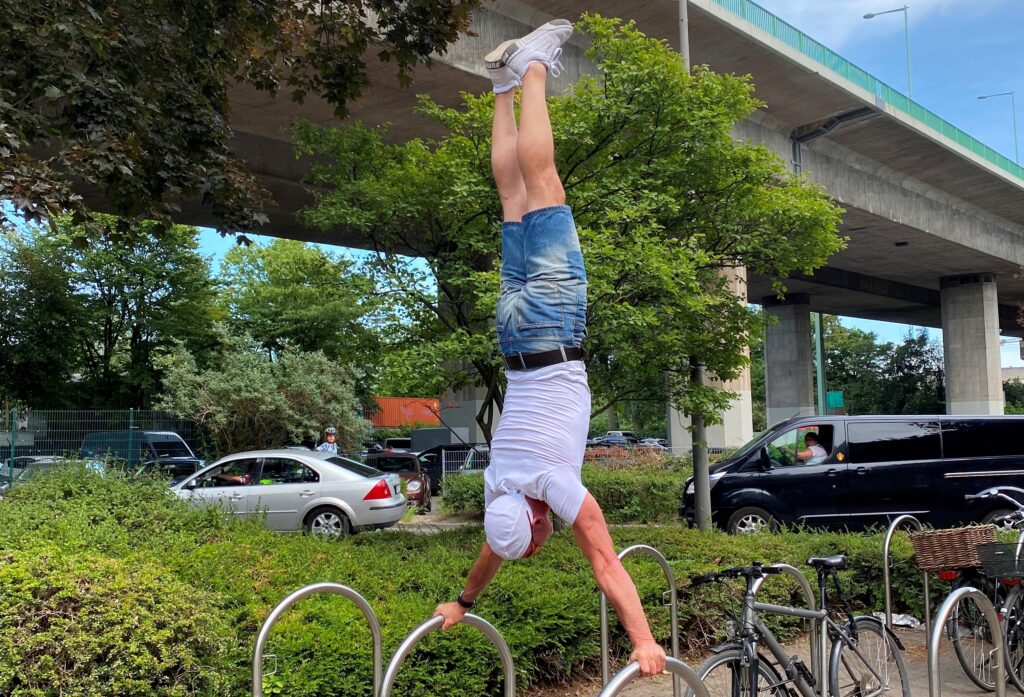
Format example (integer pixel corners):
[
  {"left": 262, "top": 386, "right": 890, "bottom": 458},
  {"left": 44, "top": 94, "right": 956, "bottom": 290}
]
[
  {"left": 0, "top": 466, "right": 936, "bottom": 696},
  {"left": 442, "top": 465, "right": 686, "bottom": 523}
]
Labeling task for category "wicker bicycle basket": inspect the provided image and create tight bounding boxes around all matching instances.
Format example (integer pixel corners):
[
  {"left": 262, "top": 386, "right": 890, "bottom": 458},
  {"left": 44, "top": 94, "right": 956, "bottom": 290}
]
[
  {"left": 977, "top": 542, "right": 1024, "bottom": 579},
  {"left": 909, "top": 525, "right": 996, "bottom": 572}
]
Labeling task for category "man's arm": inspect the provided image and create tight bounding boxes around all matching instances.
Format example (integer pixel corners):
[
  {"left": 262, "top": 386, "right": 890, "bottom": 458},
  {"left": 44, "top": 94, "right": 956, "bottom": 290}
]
[
  {"left": 572, "top": 493, "right": 666, "bottom": 676},
  {"left": 434, "top": 540, "right": 504, "bottom": 629}
]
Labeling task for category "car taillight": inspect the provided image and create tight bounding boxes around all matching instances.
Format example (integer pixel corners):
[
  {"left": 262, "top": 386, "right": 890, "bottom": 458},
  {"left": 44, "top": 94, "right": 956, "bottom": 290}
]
[
  {"left": 364, "top": 479, "right": 393, "bottom": 501},
  {"left": 938, "top": 570, "right": 958, "bottom": 582}
]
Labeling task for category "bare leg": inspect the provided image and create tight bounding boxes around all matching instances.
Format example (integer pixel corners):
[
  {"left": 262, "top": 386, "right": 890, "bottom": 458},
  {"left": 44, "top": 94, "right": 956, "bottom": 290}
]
[
  {"left": 517, "top": 63, "right": 566, "bottom": 212},
  {"left": 492, "top": 91, "right": 528, "bottom": 222}
]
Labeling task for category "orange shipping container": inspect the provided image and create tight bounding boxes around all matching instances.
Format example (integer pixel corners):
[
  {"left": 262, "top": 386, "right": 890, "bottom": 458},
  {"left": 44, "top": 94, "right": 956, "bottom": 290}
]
[{"left": 368, "top": 397, "right": 440, "bottom": 428}]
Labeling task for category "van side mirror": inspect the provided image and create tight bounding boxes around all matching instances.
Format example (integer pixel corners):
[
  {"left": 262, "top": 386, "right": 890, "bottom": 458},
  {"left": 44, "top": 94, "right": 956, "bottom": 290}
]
[{"left": 758, "top": 448, "right": 771, "bottom": 472}]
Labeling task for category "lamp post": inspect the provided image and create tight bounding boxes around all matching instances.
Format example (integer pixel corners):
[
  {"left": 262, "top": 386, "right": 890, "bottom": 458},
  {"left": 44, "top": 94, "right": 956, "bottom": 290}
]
[
  {"left": 863, "top": 5, "right": 912, "bottom": 99},
  {"left": 978, "top": 91, "right": 1020, "bottom": 164}
]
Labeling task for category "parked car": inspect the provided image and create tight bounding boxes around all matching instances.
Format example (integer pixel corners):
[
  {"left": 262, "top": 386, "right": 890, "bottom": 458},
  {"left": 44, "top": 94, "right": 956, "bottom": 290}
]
[
  {"left": 641, "top": 437, "right": 668, "bottom": 447},
  {"left": 600, "top": 433, "right": 639, "bottom": 447},
  {"left": 382, "top": 437, "right": 413, "bottom": 453},
  {"left": 81, "top": 430, "right": 202, "bottom": 480},
  {"left": 171, "top": 450, "right": 405, "bottom": 537},
  {"left": 0, "top": 456, "right": 68, "bottom": 495},
  {"left": 680, "top": 415, "right": 1024, "bottom": 534},
  {"left": 416, "top": 443, "right": 485, "bottom": 495},
  {"left": 365, "top": 452, "right": 431, "bottom": 512}
]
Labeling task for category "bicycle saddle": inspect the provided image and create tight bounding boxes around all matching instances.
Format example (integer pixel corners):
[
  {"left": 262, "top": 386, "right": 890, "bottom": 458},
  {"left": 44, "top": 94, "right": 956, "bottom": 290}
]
[{"left": 807, "top": 554, "right": 847, "bottom": 570}]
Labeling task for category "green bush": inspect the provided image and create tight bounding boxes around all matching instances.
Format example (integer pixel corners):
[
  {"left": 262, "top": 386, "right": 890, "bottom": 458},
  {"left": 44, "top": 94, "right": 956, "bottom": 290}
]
[
  {"left": 441, "top": 467, "right": 685, "bottom": 523},
  {"left": 0, "top": 467, "right": 936, "bottom": 696}
]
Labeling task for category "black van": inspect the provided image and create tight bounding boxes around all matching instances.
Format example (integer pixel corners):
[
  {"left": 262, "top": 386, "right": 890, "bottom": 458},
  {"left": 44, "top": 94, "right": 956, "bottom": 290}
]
[
  {"left": 80, "top": 430, "right": 202, "bottom": 481},
  {"left": 680, "top": 415, "right": 1024, "bottom": 533}
]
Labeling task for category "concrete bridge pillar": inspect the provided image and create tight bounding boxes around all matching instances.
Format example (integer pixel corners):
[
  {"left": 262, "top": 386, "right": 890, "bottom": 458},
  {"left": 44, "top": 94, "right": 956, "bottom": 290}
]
[
  {"left": 763, "top": 293, "right": 815, "bottom": 426},
  {"left": 940, "top": 273, "right": 1004, "bottom": 415}
]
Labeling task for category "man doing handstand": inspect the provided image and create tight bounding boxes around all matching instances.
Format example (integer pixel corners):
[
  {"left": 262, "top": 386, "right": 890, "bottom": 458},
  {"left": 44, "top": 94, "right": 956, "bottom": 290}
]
[{"left": 433, "top": 20, "right": 667, "bottom": 677}]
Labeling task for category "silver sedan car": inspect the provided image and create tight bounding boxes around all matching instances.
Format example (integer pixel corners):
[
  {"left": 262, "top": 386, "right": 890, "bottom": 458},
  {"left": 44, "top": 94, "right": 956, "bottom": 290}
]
[{"left": 170, "top": 449, "right": 405, "bottom": 537}]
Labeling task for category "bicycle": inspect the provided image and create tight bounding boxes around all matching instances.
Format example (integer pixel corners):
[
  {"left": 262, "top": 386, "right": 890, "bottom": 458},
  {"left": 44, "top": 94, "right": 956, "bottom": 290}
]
[
  {"left": 689, "top": 557, "right": 909, "bottom": 697},
  {"left": 951, "top": 488, "right": 1024, "bottom": 694}
]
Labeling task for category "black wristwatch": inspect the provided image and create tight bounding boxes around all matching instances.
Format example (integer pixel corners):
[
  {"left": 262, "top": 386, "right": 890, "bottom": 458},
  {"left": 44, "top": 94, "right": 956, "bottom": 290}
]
[{"left": 456, "top": 592, "right": 475, "bottom": 609}]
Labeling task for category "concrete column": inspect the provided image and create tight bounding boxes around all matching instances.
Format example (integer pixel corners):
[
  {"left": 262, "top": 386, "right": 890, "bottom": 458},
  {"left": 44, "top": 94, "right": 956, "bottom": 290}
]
[
  {"left": 763, "top": 293, "right": 815, "bottom": 426},
  {"left": 940, "top": 273, "right": 1004, "bottom": 415},
  {"left": 440, "top": 382, "right": 498, "bottom": 444}
]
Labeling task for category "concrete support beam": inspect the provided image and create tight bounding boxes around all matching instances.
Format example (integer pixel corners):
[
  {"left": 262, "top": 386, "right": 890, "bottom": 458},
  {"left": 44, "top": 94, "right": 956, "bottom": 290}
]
[
  {"left": 763, "top": 293, "right": 815, "bottom": 426},
  {"left": 940, "top": 273, "right": 1004, "bottom": 415},
  {"left": 440, "top": 382, "right": 497, "bottom": 445}
]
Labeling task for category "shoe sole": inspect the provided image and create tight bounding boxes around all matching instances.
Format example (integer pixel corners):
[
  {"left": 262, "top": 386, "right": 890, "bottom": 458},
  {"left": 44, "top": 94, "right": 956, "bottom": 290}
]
[{"left": 484, "top": 19, "right": 572, "bottom": 69}]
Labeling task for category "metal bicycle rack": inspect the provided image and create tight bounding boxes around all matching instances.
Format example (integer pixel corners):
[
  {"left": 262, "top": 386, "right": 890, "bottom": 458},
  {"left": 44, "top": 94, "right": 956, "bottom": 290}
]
[
  {"left": 380, "top": 614, "right": 516, "bottom": 697},
  {"left": 600, "top": 544, "right": 680, "bottom": 697},
  {"left": 751, "top": 563, "right": 821, "bottom": 677},
  {"left": 252, "top": 583, "right": 382, "bottom": 697},
  {"left": 883, "top": 514, "right": 931, "bottom": 636},
  {"left": 598, "top": 657, "right": 711, "bottom": 697},
  {"left": 929, "top": 586, "right": 1005, "bottom": 697}
]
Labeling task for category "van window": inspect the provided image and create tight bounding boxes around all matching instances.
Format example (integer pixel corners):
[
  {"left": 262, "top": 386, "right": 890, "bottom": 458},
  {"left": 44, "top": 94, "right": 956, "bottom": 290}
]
[
  {"left": 148, "top": 436, "right": 194, "bottom": 459},
  {"left": 765, "top": 425, "right": 833, "bottom": 467},
  {"left": 848, "top": 421, "right": 941, "bottom": 463},
  {"left": 943, "top": 421, "right": 1024, "bottom": 458}
]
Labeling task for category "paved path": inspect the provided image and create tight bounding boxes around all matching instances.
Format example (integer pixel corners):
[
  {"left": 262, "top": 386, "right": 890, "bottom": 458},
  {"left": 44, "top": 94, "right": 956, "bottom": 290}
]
[{"left": 528, "top": 627, "right": 997, "bottom": 697}]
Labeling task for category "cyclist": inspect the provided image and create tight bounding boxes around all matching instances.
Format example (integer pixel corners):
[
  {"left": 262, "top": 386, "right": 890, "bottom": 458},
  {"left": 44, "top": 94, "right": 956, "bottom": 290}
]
[
  {"left": 432, "top": 20, "right": 666, "bottom": 677},
  {"left": 317, "top": 427, "right": 338, "bottom": 455}
]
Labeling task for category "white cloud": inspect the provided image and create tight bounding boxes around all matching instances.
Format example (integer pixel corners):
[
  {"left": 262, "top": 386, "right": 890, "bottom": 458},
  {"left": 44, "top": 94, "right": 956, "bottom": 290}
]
[{"left": 749, "top": 0, "right": 993, "bottom": 50}]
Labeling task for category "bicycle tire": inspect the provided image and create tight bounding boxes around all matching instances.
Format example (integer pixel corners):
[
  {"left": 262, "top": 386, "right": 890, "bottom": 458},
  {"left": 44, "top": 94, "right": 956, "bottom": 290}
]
[
  {"left": 829, "top": 616, "right": 910, "bottom": 697},
  {"left": 1002, "top": 586, "right": 1024, "bottom": 694},
  {"left": 694, "top": 647, "right": 789, "bottom": 697},
  {"left": 951, "top": 589, "right": 1000, "bottom": 691}
]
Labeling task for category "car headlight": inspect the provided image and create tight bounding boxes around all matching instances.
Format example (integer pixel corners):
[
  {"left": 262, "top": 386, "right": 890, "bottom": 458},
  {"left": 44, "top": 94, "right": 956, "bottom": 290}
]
[
  {"left": 407, "top": 480, "right": 422, "bottom": 493},
  {"left": 686, "top": 472, "right": 725, "bottom": 495}
]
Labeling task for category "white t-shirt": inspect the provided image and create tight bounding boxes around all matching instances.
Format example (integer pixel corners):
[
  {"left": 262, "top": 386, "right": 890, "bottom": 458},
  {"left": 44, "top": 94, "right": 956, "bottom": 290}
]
[
  {"left": 806, "top": 443, "right": 827, "bottom": 464},
  {"left": 485, "top": 360, "right": 591, "bottom": 525}
]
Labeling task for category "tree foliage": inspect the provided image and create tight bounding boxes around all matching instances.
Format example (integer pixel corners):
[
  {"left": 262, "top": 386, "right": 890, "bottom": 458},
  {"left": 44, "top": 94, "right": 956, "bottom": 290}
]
[
  {"left": 0, "top": 0, "right": 480, "bottom": 237},
  {"left": 295, "top": 15, "right": 844, "bottom": 439},
  {"left": 155, "top": 330, "right": 370, "bottom": 454},
  {"left": 0, "top": 217, "right": 216, "bottom": 408}
]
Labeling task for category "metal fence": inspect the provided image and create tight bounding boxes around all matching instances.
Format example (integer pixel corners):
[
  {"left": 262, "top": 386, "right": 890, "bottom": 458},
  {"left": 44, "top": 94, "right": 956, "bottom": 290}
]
[
  {"left": 711, "top": 0, "right": 1024, "bottom": 184},
  {"left": 3, "top": 408, "right": 203, "bottom": 486},
  {"left": 440, "top": 446, "right": 491, "bottom": 488}
]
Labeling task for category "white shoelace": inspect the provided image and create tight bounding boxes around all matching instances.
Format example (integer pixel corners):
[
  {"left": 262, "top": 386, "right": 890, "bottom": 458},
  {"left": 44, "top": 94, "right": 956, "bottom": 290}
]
[{"left": 548, "top": 47, "right": 564, "bottom": 77}]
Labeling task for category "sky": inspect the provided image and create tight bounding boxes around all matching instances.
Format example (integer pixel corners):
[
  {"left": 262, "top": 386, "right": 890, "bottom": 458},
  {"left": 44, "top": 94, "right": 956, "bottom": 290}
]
[{"left": 196, "top": 1, "right": 1024, "bottom": 363}]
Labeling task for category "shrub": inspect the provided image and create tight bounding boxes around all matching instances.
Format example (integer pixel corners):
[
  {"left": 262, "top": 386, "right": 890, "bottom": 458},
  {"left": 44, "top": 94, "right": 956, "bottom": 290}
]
[
  {"left": 441, "top": 467, "right": 685, "bottom": 523},
  {"left": 0, "top": 469, "right": 936, "bottom": 697}
]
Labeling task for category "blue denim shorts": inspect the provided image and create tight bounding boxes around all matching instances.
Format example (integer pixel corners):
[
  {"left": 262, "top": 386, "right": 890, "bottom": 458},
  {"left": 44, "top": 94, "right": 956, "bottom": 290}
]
[{"left": 495, "top": 205, "right": 587, "bottom": 356}]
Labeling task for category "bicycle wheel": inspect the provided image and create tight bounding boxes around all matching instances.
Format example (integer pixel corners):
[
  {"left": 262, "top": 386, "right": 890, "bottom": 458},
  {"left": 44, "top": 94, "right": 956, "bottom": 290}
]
[
  {"left": 695, "top": 647, "right": 789, "bottom": 697},
  {"left": 951, "top": 590, "right": 1000, "bottom": 691},
  {"left": 1002, "top": 586, "right": 1024, "bottom": 694},
  {"left": 829, "top": 617, "right": 910, "bottom": 697}
]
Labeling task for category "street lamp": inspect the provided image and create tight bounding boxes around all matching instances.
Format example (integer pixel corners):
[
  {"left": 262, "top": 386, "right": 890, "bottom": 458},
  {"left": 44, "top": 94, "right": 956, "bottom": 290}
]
[
  {"left": 863, "top": 5, "right": 912, "bottom": 99},
  {"left": 978, "top": 91, "right": 1020, "bottom": 164}
]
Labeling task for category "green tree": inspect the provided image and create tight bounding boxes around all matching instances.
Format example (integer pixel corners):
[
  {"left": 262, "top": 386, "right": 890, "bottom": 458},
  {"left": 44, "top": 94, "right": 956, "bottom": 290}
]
[
  {"left": 155, "top": 331, "right": 370, "bottom": 455},
  {"left": 295, "top": 16, "right": 845, "bottom": 440},
  {"left": 0, "top": 218, "right": 217, "bottom": 408},
  {"left": 1005, "top": 379, "right": 1024, "bottom": 414},
  {"left": 821, "top": 316, "right": 887, "bottom": 414},
  {"left": 218, "top": 239, "right": 382, "bottom": 368},
  {"left": 1, "top": 0, "right": 480, "bottom": 237}
]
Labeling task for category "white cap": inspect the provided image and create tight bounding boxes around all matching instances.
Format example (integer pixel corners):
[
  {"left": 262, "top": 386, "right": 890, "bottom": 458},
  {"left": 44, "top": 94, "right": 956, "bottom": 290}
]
[{"left": 484, "top": 491, "right": 533, "bottom": 560}]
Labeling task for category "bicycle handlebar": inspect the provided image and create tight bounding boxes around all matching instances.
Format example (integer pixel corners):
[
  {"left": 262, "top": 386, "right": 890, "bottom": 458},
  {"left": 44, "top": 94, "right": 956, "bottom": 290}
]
[{"left": 689, "top": 563, "right": 783, "bottom": 586}]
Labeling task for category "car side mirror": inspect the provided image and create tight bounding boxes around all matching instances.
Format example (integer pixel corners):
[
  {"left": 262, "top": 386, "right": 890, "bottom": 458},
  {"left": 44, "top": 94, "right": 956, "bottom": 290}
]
[
  {"left": 758, "top": 448, "right": 771, "bottom": 472},
  {"left": 183, "top": 479, "right": 198, "bottom": 490}
]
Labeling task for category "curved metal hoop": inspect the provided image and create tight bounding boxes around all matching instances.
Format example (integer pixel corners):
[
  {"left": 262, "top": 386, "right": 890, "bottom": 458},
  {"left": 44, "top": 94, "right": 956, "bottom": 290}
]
[
  {"left": 883, "top": 514, "right": 930, "bottom": 636},
  {"left": 252, "top": 583, "right": 382, "bottom": 697},
  {"left": 598, "top": 657, "right": 710, "bottom": 697},
  {"left": 929, "top": 586, "right": 1004, "bottom": 697},
  {"left": 600, "top": 545, "right": 680, "bottom": 697},
  {"left": 380, "top": 614, "right": 515, "bottom": 697},
  {"left": 751, "top": 563, "right": 821, "bottom": 677}
]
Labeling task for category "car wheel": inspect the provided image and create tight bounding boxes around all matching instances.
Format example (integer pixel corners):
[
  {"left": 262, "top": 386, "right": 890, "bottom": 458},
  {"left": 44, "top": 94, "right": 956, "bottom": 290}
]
[
  {"left": 423, "top": 495, "right": 432, "bottom": 514},
  {"left": 727, "top": 507, "right": 778, "bottom": 535},
  {"left": 981, "top": 508, "right": 1015, "bottom": 529},
  {"left": 305, "top": 507, "right": 351, "bottom": 539}
]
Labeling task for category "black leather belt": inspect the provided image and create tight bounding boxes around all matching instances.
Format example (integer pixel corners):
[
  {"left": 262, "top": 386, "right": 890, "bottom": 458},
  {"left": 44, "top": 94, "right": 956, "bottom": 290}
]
[{"left": 503, "top": 346, "right": 587, "bottom": 371}]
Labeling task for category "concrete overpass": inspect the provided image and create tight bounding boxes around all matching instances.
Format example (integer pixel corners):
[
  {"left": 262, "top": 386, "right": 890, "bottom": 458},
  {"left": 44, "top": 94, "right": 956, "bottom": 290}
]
[{"left": 177, "top": 0, "right": 1024, "bottom": 441}]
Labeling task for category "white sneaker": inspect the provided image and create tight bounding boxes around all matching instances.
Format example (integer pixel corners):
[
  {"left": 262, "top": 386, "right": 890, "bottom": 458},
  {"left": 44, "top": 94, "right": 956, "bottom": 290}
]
[
  {"left": 489, "top": 19, "right": 573, "bottom": 82},
  {"left": 484, "top": 39, "right": 520, "bottom": 94}
]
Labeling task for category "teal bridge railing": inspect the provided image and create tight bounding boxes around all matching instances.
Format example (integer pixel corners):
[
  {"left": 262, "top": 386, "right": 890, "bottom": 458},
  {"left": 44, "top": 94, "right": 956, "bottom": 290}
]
[{"left": 710, "top": 0, "right": 1024, "bottom": 184}]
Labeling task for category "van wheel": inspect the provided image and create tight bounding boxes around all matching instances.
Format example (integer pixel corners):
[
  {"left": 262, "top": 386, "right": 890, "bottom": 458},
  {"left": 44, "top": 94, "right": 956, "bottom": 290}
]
[
  {"left": 981, "top": 508, "right": 1015, "bottom": 529},
  {"left": 305, "top": 507, "right": 351, "bottom": 539},
  {"left": 728, "top": 507, "right": 777, "bottom": 535}
]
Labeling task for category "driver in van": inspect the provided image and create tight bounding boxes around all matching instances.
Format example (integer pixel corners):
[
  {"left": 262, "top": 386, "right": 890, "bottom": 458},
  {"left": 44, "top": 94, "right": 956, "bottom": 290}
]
[{"left": 797, "top": 432, "right": 828, "bottom": 464}]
